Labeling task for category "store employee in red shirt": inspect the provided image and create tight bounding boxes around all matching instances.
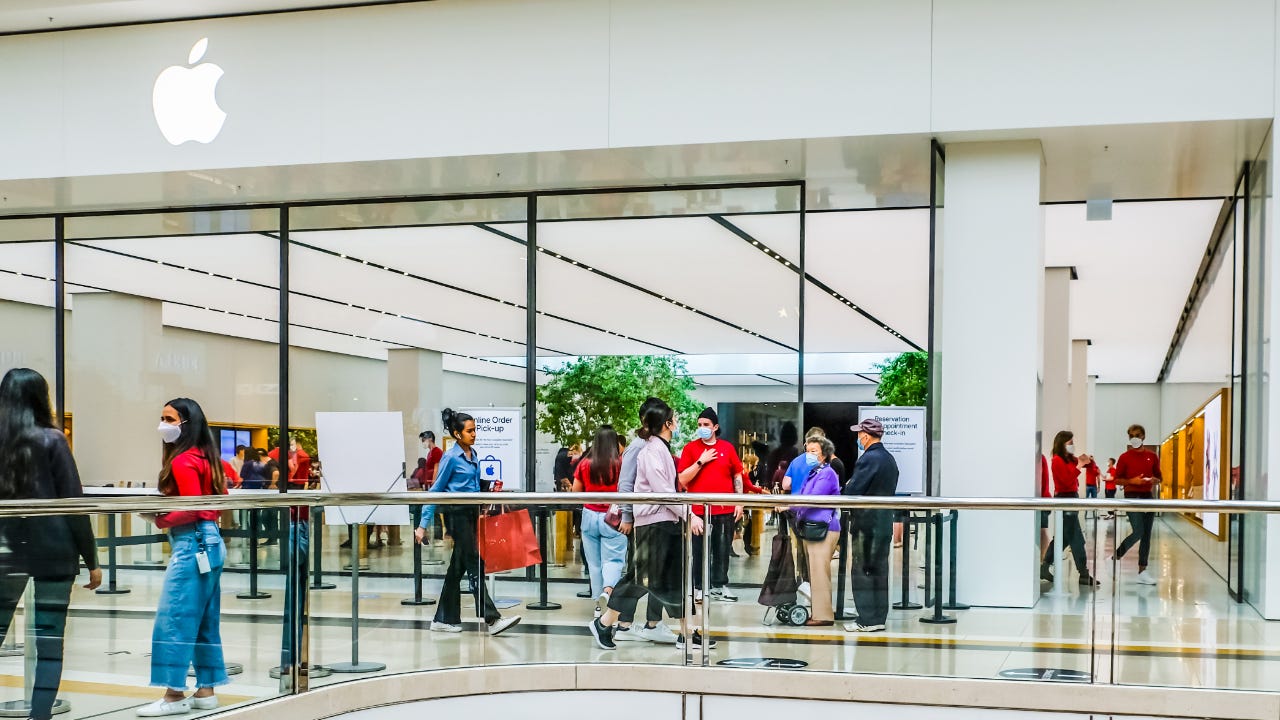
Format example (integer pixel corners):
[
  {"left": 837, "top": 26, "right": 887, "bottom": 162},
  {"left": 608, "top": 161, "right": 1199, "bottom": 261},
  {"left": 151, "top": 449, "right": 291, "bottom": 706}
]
[
  {"left": 677, "top": 407, "right": 744, "bottom": 602},
  {"left": 1114, "top": 424, "right": 1161, "bottom": 585}
]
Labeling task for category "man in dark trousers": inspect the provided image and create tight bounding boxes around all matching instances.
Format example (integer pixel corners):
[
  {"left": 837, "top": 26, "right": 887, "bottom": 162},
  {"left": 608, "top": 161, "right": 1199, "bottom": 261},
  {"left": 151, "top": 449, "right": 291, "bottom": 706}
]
[{"left": 842, "top": 418, "right": 899, "bottom": 633}]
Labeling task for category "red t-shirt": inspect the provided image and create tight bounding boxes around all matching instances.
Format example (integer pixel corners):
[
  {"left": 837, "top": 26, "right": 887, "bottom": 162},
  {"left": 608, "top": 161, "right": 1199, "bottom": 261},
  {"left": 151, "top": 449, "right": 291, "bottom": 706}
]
[
  {"left": 574, "top": 459, "right": 619, "bottom": 513},
  {"left": 268, "top": 447, "right": 311, "bottom": 486},
  {"left": 1085, "top": 462, "right": 1100, "bottom": 488},
  {"left": 156, "top": 448, "right": 228, "bottom": 529},
  {"left": 1051, "top": 455, "right": 1097, "bottom": 496},
  {"left": 1115, "top": 448, "right": 1161, "bottom": 494},
  {"left": 1105, "top": 466, "right": 1117, "bottom": 491},
  {"left": 677, "top": 438, "right": 743, "bottom": 515},
  {"left": 1039, "top": 455, "right": 1051, "bottom": 497},
  {"left": 424, "top": 446, "right": 444, "bottom": 487}
]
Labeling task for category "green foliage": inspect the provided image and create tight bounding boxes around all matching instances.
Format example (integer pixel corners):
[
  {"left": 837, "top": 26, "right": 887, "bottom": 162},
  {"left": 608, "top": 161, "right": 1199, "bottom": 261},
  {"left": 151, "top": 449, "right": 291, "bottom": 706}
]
[
  {"left": 875, "top": 351, "right": 929, "bottom": 406},
  {"left": 536, "top": 355, "right": 703, "bottom": 447},
  {"left": 267, "top": 427, "right": 318, "bottom": 457}
]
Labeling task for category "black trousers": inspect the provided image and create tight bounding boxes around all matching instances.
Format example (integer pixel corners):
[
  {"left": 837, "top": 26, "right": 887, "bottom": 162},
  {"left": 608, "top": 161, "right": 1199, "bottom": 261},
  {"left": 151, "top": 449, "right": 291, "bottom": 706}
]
[
  {"left": 1045, "top": 508, "right": 1091, "bottom": 577},
  {"left": 0, "top": 574, "right": 73, "bottom": 720},
  {"left": 609, "top": 522, "right": 684, "bottom": 620},
  {"left": 435, "top": 510, "right": 499, "bottom": 626},
  {"left": 848, "top": 509, "right": 893, "bottom": 626},
  {"left": 1117, "top": 504, "right": 1155, "bottom": 568},
  {"left": 691, "top": 514, "right": 733, "bottom": 590}
]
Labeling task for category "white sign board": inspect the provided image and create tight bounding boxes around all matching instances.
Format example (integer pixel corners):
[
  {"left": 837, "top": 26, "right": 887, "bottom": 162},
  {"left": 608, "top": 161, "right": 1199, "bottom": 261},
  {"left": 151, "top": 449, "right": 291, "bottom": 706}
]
[
  {"left": 858, "top": 406, "right": 926, "bottom": 496},
  {"left": 461, "top": 407, "right": 524, "bottom": 491},
  {"left": 1199, "top": 394, "right": 1222, "bottom": 536},
  {"left": 316, "top": 411, "right": 409, "bottom": 526}
]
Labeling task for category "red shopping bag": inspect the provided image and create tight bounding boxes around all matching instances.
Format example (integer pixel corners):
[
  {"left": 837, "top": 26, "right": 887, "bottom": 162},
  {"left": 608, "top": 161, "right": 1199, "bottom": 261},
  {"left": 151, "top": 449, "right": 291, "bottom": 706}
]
[{"left": 477, "top": 509, "right": 542, "bottom": 573}]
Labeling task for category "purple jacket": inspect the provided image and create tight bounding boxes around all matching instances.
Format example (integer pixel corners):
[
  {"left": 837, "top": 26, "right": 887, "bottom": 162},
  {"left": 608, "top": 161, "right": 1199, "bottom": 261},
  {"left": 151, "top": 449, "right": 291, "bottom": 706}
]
[{"left": 794, "top": 464, "right": 840, "bottom": 532}]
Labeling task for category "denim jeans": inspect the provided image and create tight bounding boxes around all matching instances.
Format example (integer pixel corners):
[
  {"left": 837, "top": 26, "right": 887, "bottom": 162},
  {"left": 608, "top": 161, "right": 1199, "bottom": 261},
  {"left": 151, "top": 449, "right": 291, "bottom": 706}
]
[
  {"left": 152, "top": 521, "right": 228, "bottom": 690},
  {"left": 280, "top": 518, "right": 308, "bottom": 670},
  {"left": 580, "top": 509, "right": 628, "bottom": 599},
  {"left": 0, "top": 573, "right": 72, "bottom": 720}
]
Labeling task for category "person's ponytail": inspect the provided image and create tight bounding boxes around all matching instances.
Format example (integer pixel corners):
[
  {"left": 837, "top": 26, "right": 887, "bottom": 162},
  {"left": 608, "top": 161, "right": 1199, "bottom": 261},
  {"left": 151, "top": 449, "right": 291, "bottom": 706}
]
[{"left": 441, "top": 408, "right": 475, "bottom": 442}]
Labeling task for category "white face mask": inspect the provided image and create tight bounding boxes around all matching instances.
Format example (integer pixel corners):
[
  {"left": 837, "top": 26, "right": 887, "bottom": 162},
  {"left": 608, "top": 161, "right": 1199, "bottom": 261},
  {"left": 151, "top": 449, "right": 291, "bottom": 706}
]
[
  {"left": 157, "top": 421, "right": 182, "bottom": 444},
  {"left": 1129, "top": 437, "right": 1143, "bottom": 449},
  {"left": 1065, "top": 443, "right": 1076, "bottom": 455}
]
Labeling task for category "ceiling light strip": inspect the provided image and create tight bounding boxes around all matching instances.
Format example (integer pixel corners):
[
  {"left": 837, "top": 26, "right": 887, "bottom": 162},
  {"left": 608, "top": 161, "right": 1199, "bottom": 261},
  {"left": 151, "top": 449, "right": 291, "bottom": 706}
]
[
  {"left": 475, "top": 223, "right": 797, "bottom": 353},
  {"left": 710, "top": 215, "right": 924, "bottom": 352}
]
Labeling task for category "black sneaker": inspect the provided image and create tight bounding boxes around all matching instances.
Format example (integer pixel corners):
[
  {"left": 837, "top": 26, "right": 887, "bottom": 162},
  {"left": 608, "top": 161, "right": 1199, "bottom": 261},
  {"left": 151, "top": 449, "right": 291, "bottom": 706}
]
[
  {"left": 588, "top": 618, "right": 616, "bottom": 650},
  {"left": 1040, "top": 563, "right": 1054, "bottom": 583},
  {"left": 1079, "top": 575, "right": 1100, "bottom": 587},
  {"left": 675, "top": 631, "right": 717, "bottom": 650}
]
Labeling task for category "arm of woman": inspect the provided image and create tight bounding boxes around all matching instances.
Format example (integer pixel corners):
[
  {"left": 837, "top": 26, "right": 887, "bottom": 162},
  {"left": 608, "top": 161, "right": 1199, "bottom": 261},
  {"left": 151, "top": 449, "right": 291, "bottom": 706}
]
[
  {"left": 46, "top": 432, "right": 101, "bottom": 576},
  {"left": 417, "top": 456, "right": 454, "bottom": 533}
]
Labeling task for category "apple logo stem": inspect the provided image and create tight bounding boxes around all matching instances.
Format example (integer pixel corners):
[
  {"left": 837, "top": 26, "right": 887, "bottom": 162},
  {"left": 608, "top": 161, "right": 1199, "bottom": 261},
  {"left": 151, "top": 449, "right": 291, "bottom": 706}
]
[{"left": 153, "top": 37, "right": 227, "bottom": 145}]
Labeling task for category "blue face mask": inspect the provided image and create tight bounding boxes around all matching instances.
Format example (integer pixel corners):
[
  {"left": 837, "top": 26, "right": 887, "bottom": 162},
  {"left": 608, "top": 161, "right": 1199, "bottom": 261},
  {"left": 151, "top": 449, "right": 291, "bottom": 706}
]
[
  {"left": 804, "top": 452, "right": 820, "bottom": 468},
  {"left": 695, "top": 426, "right": 714, "bottom": 441},
  {"left": 671, "top": 425, "right": 682, "bottom": 441}
]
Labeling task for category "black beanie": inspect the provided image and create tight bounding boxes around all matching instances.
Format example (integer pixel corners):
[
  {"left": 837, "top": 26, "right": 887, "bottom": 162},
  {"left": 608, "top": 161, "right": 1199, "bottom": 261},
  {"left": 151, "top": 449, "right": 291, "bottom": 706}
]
[{"left": 698, "top": 407, "right": 719, "bottom": 425}]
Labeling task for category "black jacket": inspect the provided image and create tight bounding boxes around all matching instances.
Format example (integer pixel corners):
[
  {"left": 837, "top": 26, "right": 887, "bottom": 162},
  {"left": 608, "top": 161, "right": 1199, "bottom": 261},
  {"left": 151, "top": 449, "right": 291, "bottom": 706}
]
[
  {"left": 1, "top": 428, "right": 98, "bottom": 578},
  {"left": 842, "top": 443, "right": 899, "bottom": 497}
]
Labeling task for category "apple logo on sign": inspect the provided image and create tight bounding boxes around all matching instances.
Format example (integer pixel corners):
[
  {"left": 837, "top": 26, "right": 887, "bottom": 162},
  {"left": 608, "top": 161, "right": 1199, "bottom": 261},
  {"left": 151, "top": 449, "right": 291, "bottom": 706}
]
[{"left": 152, "top": 38, "right": 226, "bottom": 145}]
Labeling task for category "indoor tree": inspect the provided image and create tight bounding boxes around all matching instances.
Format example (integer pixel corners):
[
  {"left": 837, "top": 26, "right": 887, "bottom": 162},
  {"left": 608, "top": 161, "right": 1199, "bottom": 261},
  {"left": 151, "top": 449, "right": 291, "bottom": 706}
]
[
  {"left": 536, "top": 355, "right": 703, "bottom": 447},
  {"left": 875, "top": 351, "right": 928, "bottom": 406}
]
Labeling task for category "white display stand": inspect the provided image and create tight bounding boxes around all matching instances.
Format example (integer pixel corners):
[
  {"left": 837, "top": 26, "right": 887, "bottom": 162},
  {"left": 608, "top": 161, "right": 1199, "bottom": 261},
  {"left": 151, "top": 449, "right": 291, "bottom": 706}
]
[
  {"left": 316, "top": 411, "right": 408, "bottom": 527},
  {"left": 857, "top": 406, "right": 926, "bottom": 495}
]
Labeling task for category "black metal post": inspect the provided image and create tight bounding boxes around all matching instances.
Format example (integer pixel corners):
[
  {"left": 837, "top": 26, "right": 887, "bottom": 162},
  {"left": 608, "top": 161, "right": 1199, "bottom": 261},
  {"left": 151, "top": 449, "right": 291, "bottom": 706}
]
[
  {"left": 94, "top": 514, "right": 130, "bottom": 595},
  {"left": 402, "top": 507, "right": 434, "bottom": 606},
  {"left": 310, "top": 508, "right": 335, "bottom": 590},
  {"left": 944, "top": 510, "right": 970, "bottom": 611},
  {"left": 329, "top": 525, "right": 385, "bottom": 673},
  {"left": 919, "top": 512, "right": 955, "bottom": 624},
  {"left": 894, "top": 512, "right": 922, "bottom": 610},
  {"left": 834, "top": 510, "right": 856, "bottom": 620},
  {"left": 237, "top": 510, "right": 271, "bottom": 600},
  {"left": 527, "top": 508, "right": 562, "bottom": 610}
]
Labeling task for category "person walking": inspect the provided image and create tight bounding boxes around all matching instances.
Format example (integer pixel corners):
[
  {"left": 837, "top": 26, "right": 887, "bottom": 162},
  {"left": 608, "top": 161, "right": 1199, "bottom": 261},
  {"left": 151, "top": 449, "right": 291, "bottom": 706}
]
[
  {"left": 842, "top": 419, "right": 898, "bottom": 633},
  {"left": 1044, "top": 431, "right": 1101, "bottom": 587},
  {"left": 590, "top": 399, "right": 712, "bottom": 651},
  {"left": 0, "top": 368, "right": 101, "bottom": 720},
  {"left": 139, "top": 398, "right": 230, "bottom": 717},
  {"left": 676, "top": 407, "right": 744, "bottom": 603},
  {"left": 1114, "top": 425, "right": 1161, "bottom": 585},
  {"left": 414, "top": 408, "right": 521, "bottom": 636},
  {"left": 1102, "top": 458, "right": 1118, "bottom": 520},
  {"left": 611, "top": 397, "right": 668, "bottom": 643},
  {"left": 792, "top": 435, "right": 841, "bottom": 626},
  {"left": 573, "top": 425, "right": 627, "bottom": 616}
]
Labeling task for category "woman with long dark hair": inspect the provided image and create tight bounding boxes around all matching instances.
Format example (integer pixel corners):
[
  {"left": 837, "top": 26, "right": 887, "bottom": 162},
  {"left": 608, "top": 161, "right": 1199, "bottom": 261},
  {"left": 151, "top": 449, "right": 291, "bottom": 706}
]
[
  {"left": 590, "top": 399, "right": 711, "bottom": 651},
  {"left": 414, "top": 408, "right": 521, "bottom": 636},
  {"left": 1045, "top": 430, "right": 1100, "bottom": 588},
  {"left": 138, "top": 398, "right": 230, "bottom": 717},
  {"left": 0, "top": 368, "right": 101, "bottom": 720},
  {"left": 572, "top": 425, "right": 626, "bottom": 616}
]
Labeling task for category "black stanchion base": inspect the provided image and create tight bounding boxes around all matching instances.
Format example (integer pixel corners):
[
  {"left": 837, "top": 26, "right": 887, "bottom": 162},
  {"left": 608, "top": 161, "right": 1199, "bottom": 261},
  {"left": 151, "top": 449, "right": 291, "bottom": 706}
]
[
  {"left": 527, "top": 601, "right": 562, "bottom": 610},
  {"left": 236, "top": 591, "right": 272, "bottom": 600},
  {"left": 893, "top": 602, "right": 924, "bottom": 610},
  {"left": 95, "top": 588, "right": 130, "bottom": 596},
  {"left": 919, "top": 614, "right": 957, "bottom": 625},
  {"left": 311, "top": 582, "right": 338, "bottom": 590},
  {"left": 575, "top": 589, "right": 592, "bottom": 599},
  {"left": 943, "top": 602, "right": 971, "bottom": 611},
  {"left": 401, "top": 598, "right": 436, "bottom": 606},
  {"left": 269, "top": 665, "right": 333, "bottom": 679},
  {"left": 0, "top": 698, "right": 69, "bottom": 717},
  {"left": 328, "top": 661, "right": 386, "bottom": 673}
]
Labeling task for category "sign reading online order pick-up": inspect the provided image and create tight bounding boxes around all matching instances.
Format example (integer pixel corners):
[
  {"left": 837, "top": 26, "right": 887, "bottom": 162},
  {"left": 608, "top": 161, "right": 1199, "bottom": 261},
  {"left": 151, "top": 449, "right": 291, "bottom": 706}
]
[
  {"left": 857, "top": 406, "right": 925, "bottom": 496},
  {"left": 460, "top": 408, "right": 523, "bottom": 491}
]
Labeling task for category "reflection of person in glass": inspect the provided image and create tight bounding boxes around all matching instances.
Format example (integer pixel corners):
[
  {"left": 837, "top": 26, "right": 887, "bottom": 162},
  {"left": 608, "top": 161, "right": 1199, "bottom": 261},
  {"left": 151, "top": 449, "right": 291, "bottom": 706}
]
[
  {"left": 842, "top": 418, "right": 898, "bottom": 633},
  {"left": 1044, "top": 431, "right": 1101, "bottom": 587},
  {"left": 415, "top": 408, "right": 521, "bottom": 636},
  {"left": 1114, "top": 424, "right": 1161, "bottom": 586},
  {"left": 139, "top": 398, "right": 229, "bottom": 717},
  {"left": 0, "top": 368, "right": 101, "bottom": 720}
]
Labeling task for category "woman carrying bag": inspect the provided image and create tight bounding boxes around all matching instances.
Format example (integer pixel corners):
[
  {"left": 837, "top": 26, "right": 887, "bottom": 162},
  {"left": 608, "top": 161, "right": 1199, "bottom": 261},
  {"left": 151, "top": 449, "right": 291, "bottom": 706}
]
[{"left": 792, "top": 435, "right": 841, "bottom": 626}]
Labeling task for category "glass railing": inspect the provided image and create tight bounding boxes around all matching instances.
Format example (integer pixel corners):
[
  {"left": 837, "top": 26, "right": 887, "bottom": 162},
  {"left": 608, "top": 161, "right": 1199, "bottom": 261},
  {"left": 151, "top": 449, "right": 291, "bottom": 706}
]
[{"left": 0, "top": 491, "right": 1274, "bottom": 717}]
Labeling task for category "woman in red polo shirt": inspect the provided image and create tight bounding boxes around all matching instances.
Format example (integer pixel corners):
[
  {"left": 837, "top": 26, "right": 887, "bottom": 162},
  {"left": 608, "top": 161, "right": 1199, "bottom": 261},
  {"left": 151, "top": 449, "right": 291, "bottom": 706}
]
[
  {"left": 1044, "top": 430, "right": 1100, "bottom": 587},
  {"left": 573, "top": 425, "right": 628, "bottom": 617}
]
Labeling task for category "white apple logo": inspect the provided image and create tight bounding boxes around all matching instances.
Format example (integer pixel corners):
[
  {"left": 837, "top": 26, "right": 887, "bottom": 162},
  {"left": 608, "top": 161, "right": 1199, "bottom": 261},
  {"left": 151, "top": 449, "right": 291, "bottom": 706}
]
[{"left": 152, "top": 38, "right": 226, "bottom": 145}]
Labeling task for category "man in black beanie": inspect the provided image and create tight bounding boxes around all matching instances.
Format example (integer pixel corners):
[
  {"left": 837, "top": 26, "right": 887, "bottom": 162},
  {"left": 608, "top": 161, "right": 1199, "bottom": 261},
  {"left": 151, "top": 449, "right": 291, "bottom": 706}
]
[{"left": 676, "top": 406, "right": 745, "bottom": 602}]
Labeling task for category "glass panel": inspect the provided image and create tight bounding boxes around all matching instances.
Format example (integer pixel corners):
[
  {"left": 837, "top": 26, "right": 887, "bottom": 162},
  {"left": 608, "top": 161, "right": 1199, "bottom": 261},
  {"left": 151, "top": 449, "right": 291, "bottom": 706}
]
[
  {"left": 63, "top": 210, "right": 287, "bottom": 702},
  {"left": 287, "top": 198, "right": 527, "bottom": 680},
  {"left": 1242, "top": 138, "right": 1270, "bottom": 611}
]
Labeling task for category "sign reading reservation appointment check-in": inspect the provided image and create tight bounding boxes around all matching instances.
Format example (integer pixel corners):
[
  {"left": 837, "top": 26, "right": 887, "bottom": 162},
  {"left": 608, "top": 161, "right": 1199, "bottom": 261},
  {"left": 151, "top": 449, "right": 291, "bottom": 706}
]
[
  {"left": 857, "top": 406, "right": 925, "bottom": 495},
  {"left": 460, "top": 408, "right": 524, "bottom": 491}
]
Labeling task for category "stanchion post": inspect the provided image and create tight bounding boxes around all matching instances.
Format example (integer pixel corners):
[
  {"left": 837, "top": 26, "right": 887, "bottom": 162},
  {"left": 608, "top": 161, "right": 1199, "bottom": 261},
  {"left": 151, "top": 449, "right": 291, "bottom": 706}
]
[
  {"left": 310, "top": 508, "right": 335, "bottom": 590},
  {"left": 329, "top": 525, "right": 386, "bottom": 673},
  {"left": 402, "top": 507, "right": 434, "bottom": 606},
  {"left": 834, "top": 509, "right": 857, "bottom": 621},
  {"left": 943, "top": 510, "right": 969, "bottom": 611},
  {"left": 527, "top": 507, "right": 562, "bottom": 611},
  {"left": 894, "top": 511, "right": 922, "bottom": 610},
  {"left": 919, "top": 511, "right": 955, "bottom": 625},
  {"left": 95, "top": 514, "right": 130, "bottom": 596},
  {"left": 237, "top": 509, "right": 271, "bottom": 600}
]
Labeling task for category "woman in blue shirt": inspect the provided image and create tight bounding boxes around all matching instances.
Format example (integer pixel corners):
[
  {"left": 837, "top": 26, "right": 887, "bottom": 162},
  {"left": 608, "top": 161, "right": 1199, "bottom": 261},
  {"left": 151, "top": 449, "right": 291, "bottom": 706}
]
[{"left": 414, "top": 408, "right": 521, "bottom": 636}]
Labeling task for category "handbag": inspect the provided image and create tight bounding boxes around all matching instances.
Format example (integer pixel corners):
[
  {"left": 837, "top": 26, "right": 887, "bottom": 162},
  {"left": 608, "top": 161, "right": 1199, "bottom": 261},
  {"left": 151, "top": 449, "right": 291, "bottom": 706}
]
[
  {"left": 477, "top": 508, "right": 543, "bottom": 573},
  {"left": 604, "top": 504, "right": 623, "bottom": 529},
  {"left": 796, "top": 517, "right": 831, "bottom": 542}
]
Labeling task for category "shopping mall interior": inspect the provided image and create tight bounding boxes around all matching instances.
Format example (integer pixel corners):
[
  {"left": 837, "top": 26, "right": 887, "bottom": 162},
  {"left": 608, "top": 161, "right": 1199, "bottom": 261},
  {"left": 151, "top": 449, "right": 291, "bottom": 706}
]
[{"left": 2, "top": 1, "right": 1280, "bottom": 719}]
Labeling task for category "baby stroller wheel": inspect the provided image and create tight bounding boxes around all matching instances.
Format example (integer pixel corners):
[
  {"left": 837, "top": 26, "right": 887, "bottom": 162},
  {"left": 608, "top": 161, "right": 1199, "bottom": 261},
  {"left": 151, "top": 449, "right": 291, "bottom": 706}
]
[
  {"left": 775, "top": 605, "right": 794, "bottom": 625},
  {"left": 787, "top": 604, "right": 810, "bottom": 626}
]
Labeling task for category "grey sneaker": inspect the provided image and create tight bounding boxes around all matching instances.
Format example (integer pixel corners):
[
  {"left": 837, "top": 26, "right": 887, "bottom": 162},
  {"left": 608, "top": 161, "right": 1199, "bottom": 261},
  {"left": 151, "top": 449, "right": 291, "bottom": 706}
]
[
  {"left": 637, "top": 622, "right": 678, "bottom": 644},
  {"left": 613, "top": 624, "right": 648, "bottom": 642},
  {"left": 488, "top": 616, "right": 522, "bottom": 636}
]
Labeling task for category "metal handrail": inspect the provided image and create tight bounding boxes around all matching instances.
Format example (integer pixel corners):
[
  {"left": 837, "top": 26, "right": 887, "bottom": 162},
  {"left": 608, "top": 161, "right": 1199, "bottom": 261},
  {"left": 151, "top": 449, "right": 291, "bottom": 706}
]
[{"left": 0, "top": 490, "right": 1275, "bottom": 517}]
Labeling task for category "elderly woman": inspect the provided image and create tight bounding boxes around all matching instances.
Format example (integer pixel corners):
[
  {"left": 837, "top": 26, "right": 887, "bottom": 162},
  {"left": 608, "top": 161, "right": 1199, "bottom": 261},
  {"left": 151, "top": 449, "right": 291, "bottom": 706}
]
[{"left": 792, "top": 435, "right": 841, "bottom": 626}]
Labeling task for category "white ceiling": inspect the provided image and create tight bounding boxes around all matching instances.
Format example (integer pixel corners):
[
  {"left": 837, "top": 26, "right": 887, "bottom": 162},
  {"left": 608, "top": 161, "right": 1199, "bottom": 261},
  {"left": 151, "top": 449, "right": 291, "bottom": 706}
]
[
  {"left": 0, "top": 199, "right": 1230, "bottom": 386},
  {"left": 0, "top": 1, "right": 387, "bottom": 33}
]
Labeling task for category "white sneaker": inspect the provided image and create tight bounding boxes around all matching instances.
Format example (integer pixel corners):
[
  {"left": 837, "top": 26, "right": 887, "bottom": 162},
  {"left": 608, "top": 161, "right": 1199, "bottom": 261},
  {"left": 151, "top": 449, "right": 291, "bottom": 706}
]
[
  {"left": 797, "top": 581, "right": 812, "bottom": 602},
  {"left": 637, "top": 622, "right": 679, "bottom": 644},
  {"left": 137, "top": 698, "right": 193, "bottom": 717},
  {"left": 190, "top": 696, "right": 218, "bottom": 711},
  {"left": 431, "top": 621, "right": 463, "bottom": 633},
  {"left": 712, "top": 586, "right": 739, "bottom": 602},
  {"left": 693, "top": 589, "right": 704, "bottom": 604},
  {"left": 1135, "top": 570, "right": 1158, "bottom": 585},
  {"left": 845, "top": 622, "right": 885, "bottom": 633},
  {"left": 488, "top": 615, "right": 522, "bottom": 636},
  {"left": 613, "top": 624, "right": 649, "bottom": 642}
]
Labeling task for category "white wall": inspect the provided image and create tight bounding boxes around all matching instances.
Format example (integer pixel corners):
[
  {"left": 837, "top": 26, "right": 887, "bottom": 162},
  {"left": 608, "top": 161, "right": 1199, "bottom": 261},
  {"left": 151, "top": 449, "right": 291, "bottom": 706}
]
[
  {"left": 1093, "top": 383, "right": 1160, "bottom": 461},
  {"left": 0, "top": 0, "right": 1271, "bottom": 181}
]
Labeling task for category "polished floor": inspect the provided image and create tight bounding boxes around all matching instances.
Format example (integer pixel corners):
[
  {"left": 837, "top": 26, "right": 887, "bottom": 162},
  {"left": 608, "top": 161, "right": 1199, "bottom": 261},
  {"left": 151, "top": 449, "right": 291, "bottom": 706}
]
[{"left": 0, "top": 511, "right": 1272, "bottom": 719}]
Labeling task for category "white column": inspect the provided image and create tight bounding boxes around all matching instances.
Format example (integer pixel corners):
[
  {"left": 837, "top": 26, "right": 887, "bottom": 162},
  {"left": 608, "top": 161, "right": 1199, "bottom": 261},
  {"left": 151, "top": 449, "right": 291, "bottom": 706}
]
[
  {"left": 940, "top": 140, "right": 1044, "bottom": 608},
  {"left": 1042, "top": 268, "right": 1072, "bottom": 455},
  {"left": 1070, "top": 339, "right": 1090, "bottom": 458},
  {"left": 387, "top": 349, "right": 443, "bottom": 472}
]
